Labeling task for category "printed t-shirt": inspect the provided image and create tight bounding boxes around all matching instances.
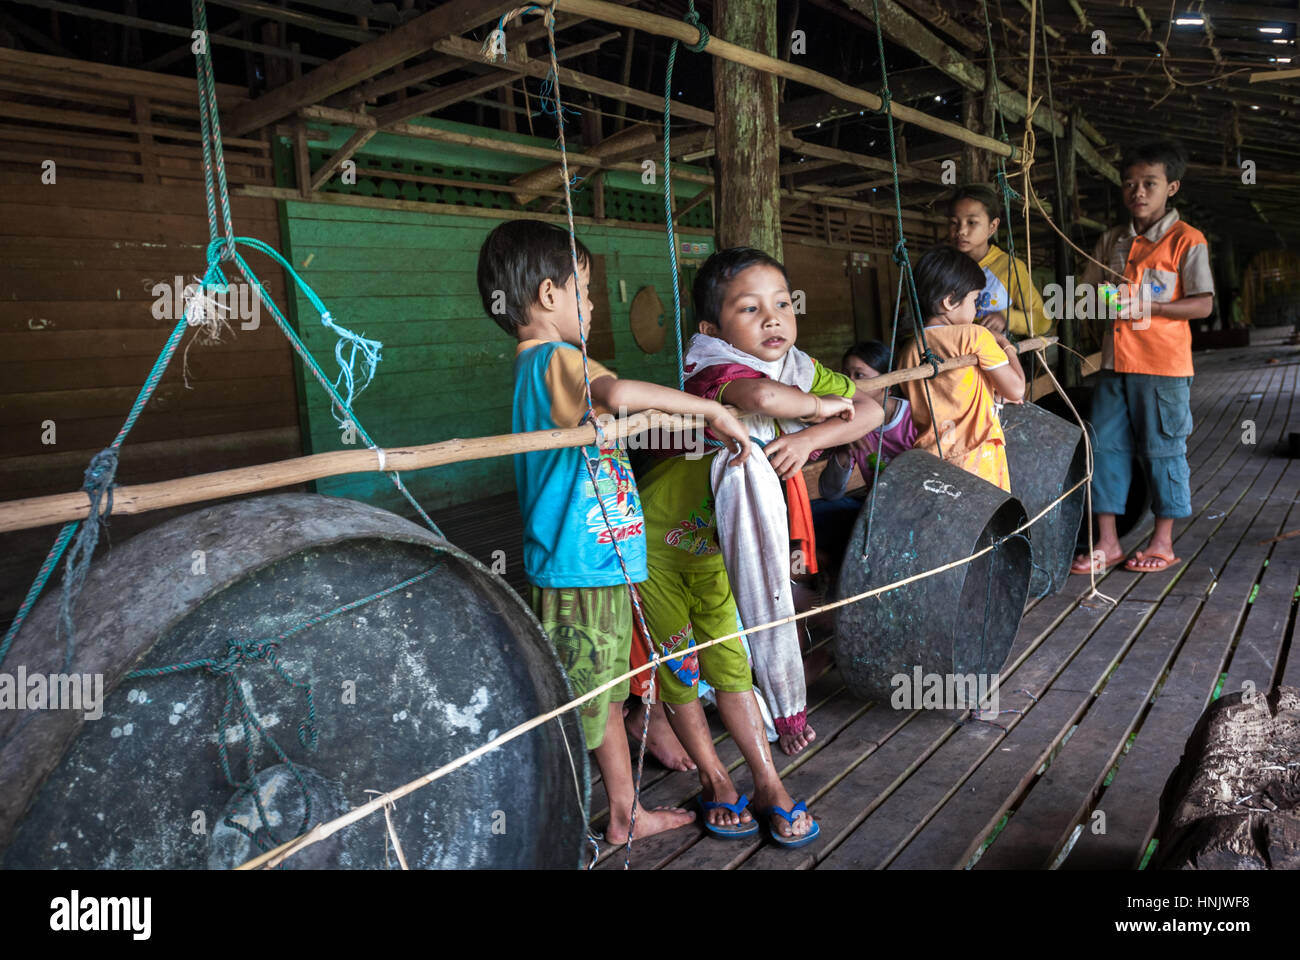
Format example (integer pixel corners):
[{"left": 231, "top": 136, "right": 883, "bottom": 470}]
[
  {"left": 640, "top": 359, "right": 855, "bottom": 572},
  {"left": 818, "top": 397, "right": 917, "bottom": 499},
  {"left": 513, "top": 339, "right": 647, "bottom": 588},
  {"left": 976, "top": 244, "right": 1050, "bottom": 337},
  {"left": 902, "top": 324, "right": 1011, "bottom": 491}
]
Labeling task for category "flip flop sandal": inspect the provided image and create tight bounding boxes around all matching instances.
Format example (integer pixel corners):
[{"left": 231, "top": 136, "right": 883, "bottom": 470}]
[
  {"left": 698, "top": 793, "right": 759, "bottom": 839},
  {"left": 1070, "top": 552, "right": 1126, "bottom": 575},
  {"left": 761, "top": 801, "right": 821, "bottom": 849},
  {"left": 1124, "top": 550, "right": 1181, "bottom": 573}
]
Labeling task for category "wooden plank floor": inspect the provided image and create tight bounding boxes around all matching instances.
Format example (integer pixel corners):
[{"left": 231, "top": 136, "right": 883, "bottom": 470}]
[
  {"left": 425, "top": 332, "right": 1300, "bottom": 870},
  {"left": 642, "top": 334, "right": 1298, "bottom": 870}
]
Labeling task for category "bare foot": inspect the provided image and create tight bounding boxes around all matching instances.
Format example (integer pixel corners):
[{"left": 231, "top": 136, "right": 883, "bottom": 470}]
[
  {"left": 625, "top": 701, "right": 696, "bottom": 772},
  {"left": 778, "top": 723, "right": 817, "bottom": 756},
  {"left": 755, "top": 785, "right": 814, "bottom": 840},
  {"left": 605, "top": 804, "right": 695, "bottom": 844},
  {"left": 699, "top": 779, "right": 754, "bottom": 829}
]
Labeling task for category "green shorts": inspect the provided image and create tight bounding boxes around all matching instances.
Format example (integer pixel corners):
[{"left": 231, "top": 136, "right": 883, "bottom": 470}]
[
  {"left": 531, "top": 585, "right": 632, "bottom": 750},
  {"left": 638, "top": 563, "right": 752, "bottom": 704}
]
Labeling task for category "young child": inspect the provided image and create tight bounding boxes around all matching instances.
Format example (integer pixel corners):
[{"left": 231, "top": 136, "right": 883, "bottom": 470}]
[
  {"left": 948, "top": 184, "right": 1050, "bottom": 338},
  {"left": 818, "top": 340, "right": 919, "bottom": 500},
  {"left": 478, "top": 219, "right": 752, "bottom": 845},
  {"left": 1069, "top": 140, "right": 1214, "bottom": 575},
  {"left": 813, "top": 340, "right": 918, "bottom": 568},
  {"left": 635, "top": 247, "right": 883, "bottom": 844},
  {"left": 901, "top": 245, "right": 1026, "bottom": 491}
]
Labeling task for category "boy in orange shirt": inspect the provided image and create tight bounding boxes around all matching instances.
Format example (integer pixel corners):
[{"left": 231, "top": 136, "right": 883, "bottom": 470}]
[
  {"left": 1069, "top": 140, "right": 1214, "bottom": 574},
  {"left": 900, "top": 245, "right": 1026, "bottom": 490}
]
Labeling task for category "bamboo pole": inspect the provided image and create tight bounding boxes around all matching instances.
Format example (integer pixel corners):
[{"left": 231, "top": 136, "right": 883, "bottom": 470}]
[
  {"left": 0, "top": 339, "right": 1054, "bottom": 535},
  {"left": 554, "top": 0, "right": 1019, "bottom": 161}
]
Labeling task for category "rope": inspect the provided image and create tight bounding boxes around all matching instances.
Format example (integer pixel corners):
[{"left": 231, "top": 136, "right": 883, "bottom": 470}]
[
  {"left": 492, "top": 1, "right": 675, "bottom": 870},
  {"left": 868, "top": 0, "right": 945, "bottom": 462},
  {"left": 237, "top": 423, "right": 1096, "bottom": 870},
  {"left": 0, "top": 0, "right": 443, "bottom": 671},
  {"left": 661, "top": 0, "right": 709, "bottom": 388},
  {"left": 126, "top": 563, "right": 441, "bottom": 856}
]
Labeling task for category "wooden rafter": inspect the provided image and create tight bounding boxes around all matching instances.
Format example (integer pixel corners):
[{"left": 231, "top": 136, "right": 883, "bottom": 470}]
[{"left": 224, "top": 0, "right": 516, "bottom": 136}]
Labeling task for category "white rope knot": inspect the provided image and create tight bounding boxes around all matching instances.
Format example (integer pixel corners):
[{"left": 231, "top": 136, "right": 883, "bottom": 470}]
[
  {"left": 363, "top": 788, "right": 409, "bottom": 870},
  {"left": 371, "top": 445, "right": 386, "bottom": 472}
]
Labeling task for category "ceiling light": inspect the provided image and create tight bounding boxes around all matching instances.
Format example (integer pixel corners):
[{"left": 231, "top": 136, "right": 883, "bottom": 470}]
[
  {"left": 1174, "top": 17, "right": 1203, "bottom": 26},
  {"left": 1276, "top": 57, "right": 1293, "bottom": 63},
  {"left": 816, "top": 121, "right": 821, "bottom": 127},
  {"left": 1251, "top": 104, "right": 1261, "bottom": 110},
  {"left": 934, "top": 95, "right": 942, "bottom": 101},
  {"left": 1259, "top": 27, "right": 1284, "bottom": 34},
  {"left": 1273, "top": 39, "right": 1291, "bottom": 44}
]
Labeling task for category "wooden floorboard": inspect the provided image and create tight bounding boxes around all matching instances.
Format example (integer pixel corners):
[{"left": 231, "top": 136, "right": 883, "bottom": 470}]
[
  {"left": 973, "top": 595, "right": 1200, "bottom": 869},
  {"left": 864, "top": 345, "right": 1298, "bottom": 871},
  {"left": 1062, "top": 463, "right": 1300, "bottom": 869}
]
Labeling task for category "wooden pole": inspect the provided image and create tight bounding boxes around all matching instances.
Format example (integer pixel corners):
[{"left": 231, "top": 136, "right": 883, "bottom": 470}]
[
  {"left": 0, "top": 339, "right": 1054, "bottom": 535},
  {"left": 557, "top": 0, "right": 1019, "bottom": 161},
  {"left": 713, "top": 0, "right": 783, "bottom": 257}
]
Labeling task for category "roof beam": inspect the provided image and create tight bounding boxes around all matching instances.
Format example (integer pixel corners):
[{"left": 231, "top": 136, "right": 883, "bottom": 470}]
[
  {"left": 839, "top": 0, "right": 1119, "bottom": 183},
  {"left": 432, "top": 33, "right": 715, "bottom": 126},
  {"left": 224, "top": 0, "right": 516, "bottom": 136}
]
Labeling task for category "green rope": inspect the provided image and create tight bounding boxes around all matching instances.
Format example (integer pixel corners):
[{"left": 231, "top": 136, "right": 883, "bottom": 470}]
[
  {"left": 979, "top": 0, "right": 1032, "bottom": 344},
  {"left": 125, "top": 563, "right": 442, "bottom": 854},
  {"left": 662, "top": 0, "right": 709, "bottom": 388},
  {"left": 868, "top": 0, "right": 944, "bottom": 458}
]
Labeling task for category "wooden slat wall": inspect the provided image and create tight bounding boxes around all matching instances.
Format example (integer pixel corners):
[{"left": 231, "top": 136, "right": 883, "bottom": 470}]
[
  {"left": 0, "top": 52, "right": 298, "bottom": 622},
  {"left": 783, "top": 242, "right": 859, "bottom": 366},
  {"left": 282, "top": 200, "right": 711, "bottom": 515}
]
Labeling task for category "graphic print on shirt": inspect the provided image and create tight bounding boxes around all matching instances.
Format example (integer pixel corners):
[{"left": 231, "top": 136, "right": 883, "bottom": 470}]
[
  {"left": 581, "top": 449, "right": 645, "bottom": 545},
  {"left": 662, "top": 494, "right": 720, "bottom": 557},
  {"left": 660, "top": 621, "right": 700, "bottom": 687},
  {"left": 976, "top": 268, "right": 1010, "bottom": 318}
]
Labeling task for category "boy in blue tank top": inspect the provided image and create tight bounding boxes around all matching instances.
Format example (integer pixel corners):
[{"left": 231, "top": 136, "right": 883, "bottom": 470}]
[{"left": 478, "top": 220, "right": 751, "bottom": 844}]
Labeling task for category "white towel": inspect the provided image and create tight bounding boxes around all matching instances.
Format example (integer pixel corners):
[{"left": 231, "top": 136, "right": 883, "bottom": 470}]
[{"left": 684, "top": 333, "right": 816, "bottom": 443}]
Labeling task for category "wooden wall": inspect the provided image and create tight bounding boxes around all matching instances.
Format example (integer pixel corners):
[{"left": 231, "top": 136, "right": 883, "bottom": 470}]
[
  {"left": 282, "top": 199, "right": 714, "bottom": 514},
  {"left": 0, "top": 51, "right": 299, "bottom": 622}
]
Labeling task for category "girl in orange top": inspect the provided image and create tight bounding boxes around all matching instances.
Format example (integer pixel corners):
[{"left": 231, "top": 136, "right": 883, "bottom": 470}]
[{"left": 901, "top": 246, "right": 1026, "bottom": 491}]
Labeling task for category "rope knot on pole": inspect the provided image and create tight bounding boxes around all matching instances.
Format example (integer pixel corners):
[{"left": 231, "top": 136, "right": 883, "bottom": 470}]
[
  {"left": 682, "top": 4, "right": 710, "bottom": 53},
  {"left": 891, "top": 237, "right": 909, "bottom": 266}
]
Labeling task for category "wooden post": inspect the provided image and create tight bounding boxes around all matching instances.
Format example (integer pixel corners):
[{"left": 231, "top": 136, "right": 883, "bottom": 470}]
[
  {"left": 961, "top": 90, "right": 983, "bottom": 187},
  {"left": 496, "top": 82, "right": 517, "bottom": 133},
  {"left": 613, "top": 27, "right": 635, "bottom": 131},
  {"left": 593, "top": 171, "right": 606, "bottom": 220},
  {"left": 294, "top": 121, "right": 313, "bottom": 200},
  {"left": 131, "top": 95, "right": 156, "bottom": 185},
  {"left": 713, "top": 0, "right": 783, "bottom": 258}
]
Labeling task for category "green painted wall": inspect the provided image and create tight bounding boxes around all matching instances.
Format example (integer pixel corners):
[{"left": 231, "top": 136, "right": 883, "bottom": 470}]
[{"left": 279, "top": 118, "right": 714, "bottom": 515}]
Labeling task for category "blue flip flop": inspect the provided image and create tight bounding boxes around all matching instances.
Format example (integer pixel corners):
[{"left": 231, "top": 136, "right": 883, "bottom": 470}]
[
  {"left": 762, "top": 801, "right": 820, "bottom": 848},
  {"left": 698, "top": 793, "right": 760, "bottom": 839}
]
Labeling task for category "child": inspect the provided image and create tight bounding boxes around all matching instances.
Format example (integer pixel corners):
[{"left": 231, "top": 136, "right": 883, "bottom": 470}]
[
  {"left": 814, "top": 340, "right": 918, "bottom": 568},
  {"left": 1069, "top": 140, "right": 1214, "bottom": 575},
  {"left": 478, "top": 219, "right": 752, "bottom": 845},
  {"left": 635, "top": 247, "right": 883, "bottom": 843},
  {"left": 901, "top": 245, "right": 1026, "bottom": 491},
  {"left": 948, "top": 184, "right": 1050, "bottom": 338},
  {"left": 818, "top": 340, "right": 919, "bottom": 500}
]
